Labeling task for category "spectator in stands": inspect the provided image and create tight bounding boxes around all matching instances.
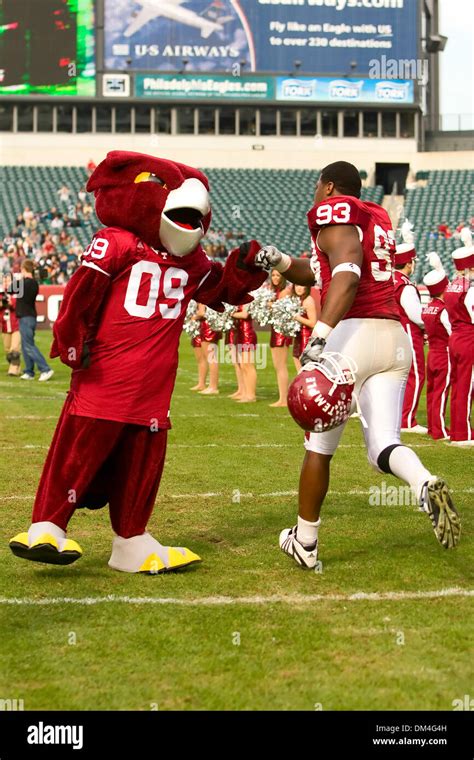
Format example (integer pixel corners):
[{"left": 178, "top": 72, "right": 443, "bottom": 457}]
[
  {"left": 87, "top": 158, "right": 97, "bottom": 175},
  {"left": 57, "top": 185, "right": 72, "bottom": 204},
  {"left": 0, "top": 249, "right": 9, "bottom": 275},
  {"left": 437, "top": 221, "right": 452, "bottom": 239},
  {"left": 50, "top": 214, "right": 65, "bottom": 233},
  {"left": 427, "top": 227, "right": 438, "bottom": 241},
  {"left": 14, "top": 260, "right": 53, "bottom": 382},
  {"left": 22, "top": 206, "right": 35, "bottom": 230},
  {"left": 78, "top": 187, "right": 87, "bottom": 204}
]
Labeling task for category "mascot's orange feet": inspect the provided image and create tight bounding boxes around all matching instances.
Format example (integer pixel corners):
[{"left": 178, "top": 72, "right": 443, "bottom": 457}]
[
  {"left": 9, "top": 522, "right": 82, "bottom": 566},
  {"left": 108, "top": 532, "right": 201, "bottom": 574}
]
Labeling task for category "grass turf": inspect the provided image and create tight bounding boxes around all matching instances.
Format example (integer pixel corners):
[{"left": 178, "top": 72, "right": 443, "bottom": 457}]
[{"left": 0, "top": 330, "right": 472, "bottom": 711}]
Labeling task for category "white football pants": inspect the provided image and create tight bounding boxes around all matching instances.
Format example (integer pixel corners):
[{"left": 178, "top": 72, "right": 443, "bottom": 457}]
[{"left": 305, "top": 318, "right": 412, "bottom": 470}]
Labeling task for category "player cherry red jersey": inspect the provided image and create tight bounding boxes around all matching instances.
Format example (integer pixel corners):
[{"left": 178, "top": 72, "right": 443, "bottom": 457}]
[
  {"left": 307, "top": 195, "right": 399, "bottom": 320},
  {"left": 68, "top": 227, "right": 212, "bottom": 428},
  {"left": 422, "top": 297, "right": 450, "bottom": 352},
  {"left": 444, "top": 276, "right": 473, "bottom": 333}
]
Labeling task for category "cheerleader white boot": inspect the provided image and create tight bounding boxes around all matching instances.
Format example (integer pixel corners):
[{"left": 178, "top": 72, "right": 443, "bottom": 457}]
[{"left": 108, "top": 532, "right": 202, "bottom": 574}]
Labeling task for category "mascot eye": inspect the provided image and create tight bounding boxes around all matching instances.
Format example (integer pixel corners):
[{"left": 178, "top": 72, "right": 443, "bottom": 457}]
[{"left": 134, "top": 172, "right": 167, "bottom": 187}]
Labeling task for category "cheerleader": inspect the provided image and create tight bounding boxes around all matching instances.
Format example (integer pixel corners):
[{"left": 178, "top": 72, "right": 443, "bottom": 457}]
[
  {"left": 269, "top": 269, "right": 292, "bottom": 407},
  {"left": 231, "top": 304, "right": 258, "bottom": 403},
  {"left": 292, "top": 285, "right": 317, "bottom": 372},
  {"left": 190, "top": 303, "right": 222, "bottom": 395}
]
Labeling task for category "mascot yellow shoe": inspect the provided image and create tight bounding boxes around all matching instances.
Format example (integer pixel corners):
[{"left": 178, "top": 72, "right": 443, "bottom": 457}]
[
  {"left": 9, "top": 522, "right": 82, "bottom": 566},
  {"left": 108, "top": 532, "right": 201, "bottom": 574}
]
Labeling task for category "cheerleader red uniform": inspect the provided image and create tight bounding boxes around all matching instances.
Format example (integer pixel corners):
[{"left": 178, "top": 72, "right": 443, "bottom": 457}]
[
  {"left": 200, "top": 320, "right": 222, "bottom": 344},
  {"left": 191, "top": 334, "right": 201, "bottom": 348},
  {"left": 235, "top": 306, "right": 257, "bottom": 351},
  {"left": 270, "top": 290, "right": 292, "bottom": 348},
  {"left": 292, "top": 309, "right": 312, "bottom": 358}
]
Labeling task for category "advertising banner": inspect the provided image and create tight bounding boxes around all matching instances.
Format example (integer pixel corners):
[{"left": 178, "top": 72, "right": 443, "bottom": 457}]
[
  {"left": 275, "top": 75, "right": 414, "bottom": 104},
  {"left": 136, "top": 73, "right": 275, "bottom": 99},
  {"left": 104, "top": 0, "right": 418, "bottom": 76}
]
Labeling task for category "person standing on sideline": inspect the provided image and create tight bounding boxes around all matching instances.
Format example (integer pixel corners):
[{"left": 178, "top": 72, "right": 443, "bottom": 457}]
[
  {"left": 444, "top": 246, "right": 474, "bottom": 446},
  {"left": 393, "top": 243, "right": 426, "bottom": 433},
  {"left": 422, "top": 264, "right": 451, "bottom": 440},
  {"left": 15, "top": 260, "right": 54, "bottom": 381}
]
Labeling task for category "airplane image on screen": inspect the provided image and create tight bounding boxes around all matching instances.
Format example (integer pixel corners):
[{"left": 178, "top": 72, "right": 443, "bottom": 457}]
[{"left": 124, "top": 0, "right": 232, "bottom": 39}]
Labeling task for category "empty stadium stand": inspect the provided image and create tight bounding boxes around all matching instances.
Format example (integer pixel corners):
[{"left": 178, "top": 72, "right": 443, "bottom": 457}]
[
  {"left": 1, "top": 166, "right": 384, "bottom": 256},
  {"left": 401, "top": 169, "right": 474, "bottom": 281}
]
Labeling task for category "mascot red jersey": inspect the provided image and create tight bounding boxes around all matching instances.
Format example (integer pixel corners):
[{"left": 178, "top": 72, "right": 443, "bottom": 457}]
[{"left": 10, "top": 151, "right": 265, "bottom": 574}]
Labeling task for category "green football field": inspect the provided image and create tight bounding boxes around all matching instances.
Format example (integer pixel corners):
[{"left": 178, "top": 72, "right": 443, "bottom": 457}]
[{"left": 0, "top": 330, "right": 472, "bottom": 711}]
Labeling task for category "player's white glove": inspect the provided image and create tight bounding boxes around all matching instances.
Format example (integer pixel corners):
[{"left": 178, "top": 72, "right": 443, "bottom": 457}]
[
  {"left": 300, "top": 336, "right": 326, "bottom": 366},
  {"left": 254, "top": 245, "right": 284, "bottom": 271}
]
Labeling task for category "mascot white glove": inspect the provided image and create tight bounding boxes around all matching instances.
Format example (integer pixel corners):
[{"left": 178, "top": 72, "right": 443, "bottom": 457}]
[{"left": 255, "top": 245, "right": 291, "bottom": 273}]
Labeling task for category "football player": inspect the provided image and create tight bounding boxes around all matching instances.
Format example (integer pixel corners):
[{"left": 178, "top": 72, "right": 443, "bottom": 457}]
[{"left": 255, "top": 161, "right": 460, "bottom": 568}]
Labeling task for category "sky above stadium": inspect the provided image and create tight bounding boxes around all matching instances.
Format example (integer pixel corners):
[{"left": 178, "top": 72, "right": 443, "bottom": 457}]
[{"left": 439, "top": 0, "right": 473, "bottom": 125}]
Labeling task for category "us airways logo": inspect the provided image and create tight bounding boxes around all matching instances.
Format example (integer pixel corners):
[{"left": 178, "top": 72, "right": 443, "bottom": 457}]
[{"left": 27, "top": 721, "right": 84, "bottom": 750}]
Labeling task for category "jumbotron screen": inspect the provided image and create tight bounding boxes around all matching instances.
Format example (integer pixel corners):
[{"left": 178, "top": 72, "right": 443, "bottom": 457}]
[{"left": 0, "top": 0, "right": 95, "bottom": 95}]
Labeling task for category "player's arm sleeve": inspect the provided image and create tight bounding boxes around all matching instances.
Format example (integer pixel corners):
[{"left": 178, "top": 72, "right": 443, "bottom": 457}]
[
  {"left": 440, "top": 308, "right": 452, "bottom": 335},
  {"left": 50, "top": 230, "right": 123, "bottom": 368},
  {"left": 400, "top": 285, "right": 424, "bottom": 329},
  {"left": 195, "top": 241, "right": 267, "bottom": 311},
  {"left": 464, "top": 287, "right": 474, "bottom": 324}
]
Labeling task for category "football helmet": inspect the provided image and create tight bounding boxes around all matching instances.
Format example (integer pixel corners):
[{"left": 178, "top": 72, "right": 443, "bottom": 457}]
[{"left": 287, "top": 352, "right": 357, "bottom": 433}]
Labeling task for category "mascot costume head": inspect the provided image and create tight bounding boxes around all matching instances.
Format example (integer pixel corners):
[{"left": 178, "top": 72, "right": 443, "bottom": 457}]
[{"left": 87, "top": 151, "right": 212, "bottom": 257}]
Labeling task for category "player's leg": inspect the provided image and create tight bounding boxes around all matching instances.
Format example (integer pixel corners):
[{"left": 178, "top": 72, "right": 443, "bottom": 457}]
[
  {"left": 279, "top": 421, "right": 348, "bottom": 569},
  {"left": 107, "top": 427, "right": 201, "bottom": 573},
  {"left": 270, "top": 346, "right": 289, "bottom": 407},
  {"left": 9, "top": 400, "right": 124, "bottom": 565},
  {"left": 360, "top": 328, "right": 460, "bottom": 548}
]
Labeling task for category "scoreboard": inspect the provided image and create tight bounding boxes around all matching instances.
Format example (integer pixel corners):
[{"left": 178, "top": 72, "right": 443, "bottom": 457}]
[{"left": 0, "top": 0, "right": 95, "bottom": 96}]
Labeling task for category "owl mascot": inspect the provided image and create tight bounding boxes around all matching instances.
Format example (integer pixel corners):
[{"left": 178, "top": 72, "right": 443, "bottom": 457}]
[{"left": 10, "top": 151, "right": 265, "bottom": 574}]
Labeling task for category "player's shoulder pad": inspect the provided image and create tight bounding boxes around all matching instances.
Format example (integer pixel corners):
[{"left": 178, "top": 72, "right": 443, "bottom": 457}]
[{"left": 307, "top": 195, "right": 371, "bottom": 232}]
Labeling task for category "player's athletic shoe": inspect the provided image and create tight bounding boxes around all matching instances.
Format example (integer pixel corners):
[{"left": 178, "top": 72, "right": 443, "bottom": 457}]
[
  {"left": 279, "top": 526, "right": 318, "bottom": 569},
  {"left": 420, "top": 478, "right": 461, "bottom": 549}
]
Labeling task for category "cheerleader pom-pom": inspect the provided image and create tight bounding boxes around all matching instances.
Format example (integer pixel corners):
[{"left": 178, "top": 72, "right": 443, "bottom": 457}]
[
  {"left": 247, "top": 287, "right": 276, "bottom": 327},
  {"left": 204, "top": 303, "right": 235, "bottom": 332},
  {"left": 270, "top": 295, "right": 303, "bottom": 338},
  {"left": 183, "top": 300, "right": 201, "bottom": 339}
]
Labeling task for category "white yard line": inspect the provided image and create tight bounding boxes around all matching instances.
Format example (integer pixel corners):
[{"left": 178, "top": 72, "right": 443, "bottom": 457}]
[
  {"left": 1, "top": 488, "right": 472, "bottom": 503},
  {"left": 0, "top": 588, "right": 472, "bottom": 607}
]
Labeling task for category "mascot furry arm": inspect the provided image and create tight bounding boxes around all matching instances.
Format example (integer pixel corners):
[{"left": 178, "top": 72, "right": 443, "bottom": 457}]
[{"left": 51, "top": 150, "right": 266, "bottom": 369}]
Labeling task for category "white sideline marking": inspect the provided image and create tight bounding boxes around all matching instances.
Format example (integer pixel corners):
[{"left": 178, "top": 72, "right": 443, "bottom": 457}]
[
  {"left": 0, "top": 588, "right": 472, "bottom": 607},
  {"left": 2, "top": 488, "right": 472, "bottom": 503}
]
